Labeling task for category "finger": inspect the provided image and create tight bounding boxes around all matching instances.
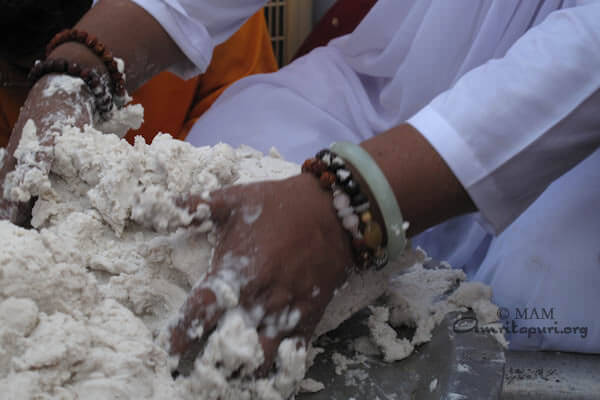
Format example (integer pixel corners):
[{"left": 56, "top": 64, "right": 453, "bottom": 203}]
[
  {"left": 168, "top": 285, "right": 224, "bottom": 374},
  {"left": 253, "top": 299, "right": 301, "bottom": 377},
  {"left": 174, "top": 189, "right": 234, "bottom": 226},
  {"left": 206, "top": 187, "right": 239, "bottom": 224},
  {"left": 256, "top": 332, "right": 309, "bottom": 378},
  {"left": 256, "top": 333, "right": 282, "bottom": 377}
]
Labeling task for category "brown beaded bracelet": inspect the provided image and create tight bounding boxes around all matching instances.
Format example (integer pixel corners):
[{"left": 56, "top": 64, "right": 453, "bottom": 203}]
[
  {"left": 28, "top": 29, "right": 128, "bottom": 119},
  {"left": 28, "top": 58, "right": 114, "bottom": 118},
  {"left": 46, "top": 29, "right": 127, "bottom": 105},
  {"left": 303, "top": 149, "right": 388, "bottom": 270}
]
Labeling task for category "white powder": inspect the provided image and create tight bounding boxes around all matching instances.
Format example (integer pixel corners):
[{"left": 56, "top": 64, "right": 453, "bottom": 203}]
[
  {"left": 359, "top": 259, "right": 506, "bottom": 362},
  {"left": 42, "top": 75, "right": 86, "bottom": 98},
  {"left": 0, "top": 108, "right": 306, "bottom": 398},
  {"left": 332, "top": 352, "right": 354, "bottom": 375},
  {"left": 456, "top": 363, "right": 472, "bottom": 373},
  {"left": 95, "top": 103, "right": 143, "bottom": 138},
  {"left": 330, "top": 352, "right": 370, "bottom": 388},
  {"left": 352, "top": 336, "right": 380, "bottom": 356},
  {"left": 299, "top": 378, "right": 324, "bottom": 393},
  {"left": 0, "top": 94, "right": 503, "bottom": 398},
  {"left": 429, "top": 378, "right": 438, "bottom": 392},
  {"left": 447, "top": 393, "right": 468, "bottom": 400},
  {"left": 314, "top": 249, "right": 426, "bottom": 338},
  {"left": 3, "top": 119, "right": 54, "bottom": 203}
]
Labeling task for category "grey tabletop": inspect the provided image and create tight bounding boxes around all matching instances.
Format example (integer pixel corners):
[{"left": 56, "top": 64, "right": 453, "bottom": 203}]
[{"left": 298, "top": 309, "right": 506, "bottom": 400}]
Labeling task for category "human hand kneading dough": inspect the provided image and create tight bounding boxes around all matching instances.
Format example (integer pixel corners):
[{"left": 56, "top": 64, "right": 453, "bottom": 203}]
[{"left": 168, "top": 173, "right": 354, "bottom": 375}]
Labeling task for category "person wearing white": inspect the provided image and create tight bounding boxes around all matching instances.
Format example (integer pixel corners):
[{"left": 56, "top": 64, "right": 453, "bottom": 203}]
[{"left": 129, "top": 0, "right": 600, "bottom": 352}]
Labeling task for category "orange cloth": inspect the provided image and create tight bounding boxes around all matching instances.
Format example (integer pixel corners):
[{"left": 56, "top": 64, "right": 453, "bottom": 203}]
[
  {"left": 0, "top": 11, "right": 277, "bottom": 147},
  {"left": 127, "top": 11, "right": 277, "bottom": 144}
]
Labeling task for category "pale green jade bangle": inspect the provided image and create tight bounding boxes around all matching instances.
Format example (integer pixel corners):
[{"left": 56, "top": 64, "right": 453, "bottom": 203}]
[{"left": 330, "top": 141, "right": 406, "bottom": 261}]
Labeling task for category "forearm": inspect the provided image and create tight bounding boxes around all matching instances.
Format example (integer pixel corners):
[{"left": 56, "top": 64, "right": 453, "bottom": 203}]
[
  {"left": 358, "top": 4, "right": 600, "bottom": 237},
  {"left": 359, "top": 124, "right": 476, "bottom": 238},
  {"left": 408, "top": 4, "right": 600, "bottom": 232},
  {"left": 49, "top": 0, "right": 187, "bottom": 92}
]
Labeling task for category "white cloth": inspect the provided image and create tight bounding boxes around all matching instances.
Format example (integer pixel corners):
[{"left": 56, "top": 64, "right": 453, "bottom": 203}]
[
  {"left": 131, "top": 0, "right": 600, "bottom": 352},
  {"left": 129, "top": 0, "right": 266, "bottom": 77}
]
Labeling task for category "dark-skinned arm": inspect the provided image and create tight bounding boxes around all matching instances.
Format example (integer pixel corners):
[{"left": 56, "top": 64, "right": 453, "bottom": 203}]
[
  {"left": 0, "top": 0, "right": 185, "bottom": 223},
  {"left": 359, "top": 123, "right": 475, "bottom": 237},
  {"left": 168, "top": 122, "right": 476, "bottom": 373}
]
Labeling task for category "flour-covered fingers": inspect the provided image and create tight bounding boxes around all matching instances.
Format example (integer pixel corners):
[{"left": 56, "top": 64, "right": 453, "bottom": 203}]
[
  {"left": 170, "top": 188, "right": 237, "bottom": 228},
  {"left": 206, "top": 188, "right": 239, "bottom": 224},
  {"left": 255, "top": 302, "right": 314, "bottom": 376},
  {"left": 169, "top": 256, "right": 253, "bottom": 373},
  {"left": 256, "top": 333, "right": 283, "bottom": 377},
  {"left": 256, "top": 332, "right": 309, "bottom": 395},
  {"left": 168, "top": 285, "right": 223, "bottom": 374}
]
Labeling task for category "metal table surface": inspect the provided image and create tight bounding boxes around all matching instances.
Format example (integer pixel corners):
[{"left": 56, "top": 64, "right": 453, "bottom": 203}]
[
  {"left": 502, "top": 351, "right": 600, "bottom": 399},
  {"left": 298, "top": 309, "right": 506, "bottom": 400},
  {"left": 297, "top": 311, "right": 600, "bottom": 400}
]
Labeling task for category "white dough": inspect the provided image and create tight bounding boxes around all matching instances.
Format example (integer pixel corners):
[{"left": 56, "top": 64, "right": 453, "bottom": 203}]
[
  {"left": 0, "top": 96, "right": 502, "bottom": 398},
  {"left": 361, "top": 259, "right": 506, "bottom": 362},
  {"left": 0, "top": 108, "right": 305, "bottom": 399}
]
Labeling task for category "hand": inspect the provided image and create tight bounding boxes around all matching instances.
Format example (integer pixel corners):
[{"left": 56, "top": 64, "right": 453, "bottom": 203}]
[
  {"left": 0, "top": 73, "right": 94, "bottom": 225},
  {"left": 168, "top": 173, "right": 355, "bottom": 376}
]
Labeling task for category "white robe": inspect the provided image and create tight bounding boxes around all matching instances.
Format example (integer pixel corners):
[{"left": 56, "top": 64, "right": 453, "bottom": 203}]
[{"left": 130, "top": 0, "right": 600, "bottom": 352}]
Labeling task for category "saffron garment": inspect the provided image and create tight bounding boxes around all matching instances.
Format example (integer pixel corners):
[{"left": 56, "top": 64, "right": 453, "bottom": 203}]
[
  {"left": 0, "top": 11, "right": 277, "bottom": 146},
  {"left": 125, "top": 10, "right": 277, "bottom": 143},
  {"left": 132, "top": 0, "right": 600, "bottom": 352}
]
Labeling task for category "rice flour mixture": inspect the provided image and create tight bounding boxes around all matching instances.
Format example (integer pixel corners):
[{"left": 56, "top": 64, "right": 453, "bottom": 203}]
[{"left": 0, "top": 78, "right": 503, "bottom": 399}]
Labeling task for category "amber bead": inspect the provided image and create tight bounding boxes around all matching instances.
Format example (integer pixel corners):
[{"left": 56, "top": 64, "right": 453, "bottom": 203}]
[
  {"left": 102, "top": 51, "right": 114, "bottom": 64},
  {"left": 301, "top": 158, "right": 317, "bottom": 173},
  {"left": 361, "top": 211, "right": 372, "bottom": 224},
  {"left": 364, "top": 221, "right": 383, "bottom": 250},
  {"left": 312, "top": 159, "right": 328, "bottom": 175},
  {"left": 319, "top": 171, "right": 336, "bottom": 188},
  {"left": 94, "top": 43, "right": 105, "bottom": 55}
]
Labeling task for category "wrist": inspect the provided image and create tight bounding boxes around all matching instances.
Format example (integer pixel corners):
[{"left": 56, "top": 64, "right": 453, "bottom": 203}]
[
  {"left": 35, "top": 30, "right": 129, "bottom": 118},
  {"left": 294, "top": 173, "right": 354, "bottom": 277},
  {"left": 48, "top": 42, "right": 108, "bottom": 77},
  {"left": 302, "top": 147, "right": 395, "bottom": 269},
  {"left": 360, "top": 124, "right": 476, "bottom": 237}
]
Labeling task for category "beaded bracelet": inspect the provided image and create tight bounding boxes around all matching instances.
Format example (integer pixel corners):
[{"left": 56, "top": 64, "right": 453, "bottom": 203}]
[
  {"left": 302, "top": 149, "right": 388, "bottom": 270},
  {"left": 331, "top": 142, "right": 406, "bottom": 262},
  {"left": 28, "top": 58, "right": 113, "bottom": 117},
  {"left": 28, "top": 29, "right": 128, "bottom": 119},
  {"left": 46, "top": 29, "right": 127, "bottom": 107}
]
